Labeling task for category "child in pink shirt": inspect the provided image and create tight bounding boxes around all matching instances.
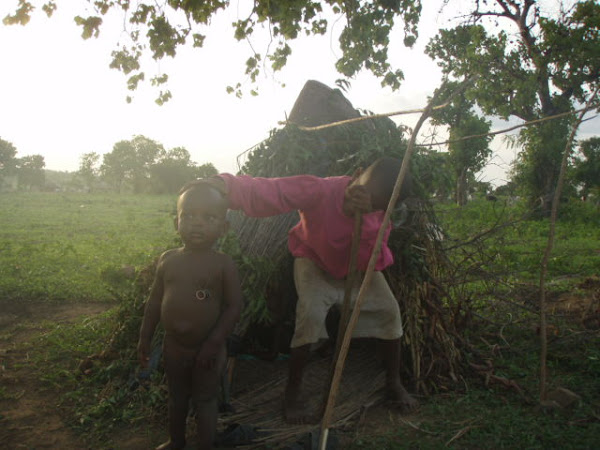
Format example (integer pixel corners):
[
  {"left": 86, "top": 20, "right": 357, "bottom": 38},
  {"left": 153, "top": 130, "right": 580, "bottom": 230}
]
[{"left": 211, "top": 156, "right": 417, "bottom": 423}]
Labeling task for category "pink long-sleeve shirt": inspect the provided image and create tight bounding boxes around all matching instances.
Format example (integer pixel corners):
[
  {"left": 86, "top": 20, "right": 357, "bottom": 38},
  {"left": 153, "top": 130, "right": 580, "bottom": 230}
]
[{"left": 219, "top": 173, "right": 393, "bottom": 279}]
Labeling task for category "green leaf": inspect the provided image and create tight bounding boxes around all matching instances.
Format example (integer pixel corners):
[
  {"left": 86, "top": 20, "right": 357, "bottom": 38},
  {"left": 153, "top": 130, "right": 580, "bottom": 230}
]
[{"left": 74, "top": 16, "right": 103, "bottom": 39}]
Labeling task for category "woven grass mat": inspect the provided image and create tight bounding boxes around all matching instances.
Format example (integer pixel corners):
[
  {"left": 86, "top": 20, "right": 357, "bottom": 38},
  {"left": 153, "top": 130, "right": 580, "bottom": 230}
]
[{"left": 220, "top": 341, "right": 386, "bottom": 448}]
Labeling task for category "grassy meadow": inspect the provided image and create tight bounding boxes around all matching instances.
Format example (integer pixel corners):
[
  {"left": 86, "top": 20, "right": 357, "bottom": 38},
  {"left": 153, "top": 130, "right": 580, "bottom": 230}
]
[
  {"left": 437, "top": 197, "right": 600, "bottom": 279},
  {"left": 1, "top": 192, "right": 599, "bottom": 449},
  {"left": 0, "top": 192, "right": 178, "bottom": 302}
]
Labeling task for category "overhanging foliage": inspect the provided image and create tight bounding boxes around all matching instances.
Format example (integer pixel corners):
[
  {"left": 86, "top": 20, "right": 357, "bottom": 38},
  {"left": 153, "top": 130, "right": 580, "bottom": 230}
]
[{"left": 4, "top": 0, "right": 423, "bottom": 100}]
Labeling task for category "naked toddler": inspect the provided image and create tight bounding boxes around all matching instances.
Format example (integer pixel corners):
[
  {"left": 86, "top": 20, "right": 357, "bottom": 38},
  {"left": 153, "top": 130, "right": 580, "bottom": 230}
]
[{"left": 137, "top": 181, "right": 242, "bottom": 450}]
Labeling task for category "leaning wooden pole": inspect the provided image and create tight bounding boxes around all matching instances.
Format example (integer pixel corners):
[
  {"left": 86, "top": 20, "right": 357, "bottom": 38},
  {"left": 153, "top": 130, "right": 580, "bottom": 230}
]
[
  {"left": 317, "top": 77, "right": 477, "bottom": 450},
  {"left": 317, "top": 104, "right": 431, "bottom": 450},
  {"left": 538, "top": 90, "right": 599, "bottom": 401}
]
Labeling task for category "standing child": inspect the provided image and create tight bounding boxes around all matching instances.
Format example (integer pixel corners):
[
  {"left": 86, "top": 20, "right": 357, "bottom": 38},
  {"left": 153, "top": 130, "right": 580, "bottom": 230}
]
[
  {"left": 137, "top": 181, "right": 243, "bottom": 450},
  {"left": 207, "top": 156, "right": 418, "bottom": 424}
]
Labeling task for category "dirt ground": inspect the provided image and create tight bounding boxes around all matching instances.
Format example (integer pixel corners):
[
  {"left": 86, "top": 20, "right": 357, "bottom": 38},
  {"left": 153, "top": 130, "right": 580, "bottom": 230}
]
[
  {"left": 0, "top": 301, "right": 111, "bottom": 449},
  {"left": 0, "top": 301, "right": 407, "bottom": 449},
  {"left": 1, "top": 278, "right": 597, "bottom": 449}
]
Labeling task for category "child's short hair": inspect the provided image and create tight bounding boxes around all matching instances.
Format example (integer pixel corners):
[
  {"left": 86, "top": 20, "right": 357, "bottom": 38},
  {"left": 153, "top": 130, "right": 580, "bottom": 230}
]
[
  {"left": 368, "top": 157, "right": 412, "bottom": 203},
  {"left": 179, "top": 179, "right": 227, "bottom": 198},
  {"left": 177, "top": 179, "right": 229, "bottom": 219}
]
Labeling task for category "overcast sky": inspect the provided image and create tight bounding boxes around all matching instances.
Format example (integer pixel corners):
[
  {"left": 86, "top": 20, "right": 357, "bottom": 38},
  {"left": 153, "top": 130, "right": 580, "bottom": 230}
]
[{"left": 1, "top": 1, "right": 597, "bottom": 187}]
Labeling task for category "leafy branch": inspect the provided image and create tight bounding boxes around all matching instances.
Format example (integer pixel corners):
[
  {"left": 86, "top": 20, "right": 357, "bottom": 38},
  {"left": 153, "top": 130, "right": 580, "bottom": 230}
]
[{"left": 3, "top": 0, "right": 424, "bottom": 102}]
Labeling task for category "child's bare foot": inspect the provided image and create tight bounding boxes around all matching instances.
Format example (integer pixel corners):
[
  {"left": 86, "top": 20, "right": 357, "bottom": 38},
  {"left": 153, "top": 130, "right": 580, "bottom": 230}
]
[
  {"left": 283, "top": 388, "right": 314, "bottom": 424},
  {"left": 387, "top": 379, "right": 419, "bottom": 413},
  {"left": 155, "top": 440, "right": 186, "bottom": 450}
]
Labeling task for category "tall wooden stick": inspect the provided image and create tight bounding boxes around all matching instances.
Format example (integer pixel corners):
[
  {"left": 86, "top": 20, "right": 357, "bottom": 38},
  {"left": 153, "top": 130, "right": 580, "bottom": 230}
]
[
  {"left": 538, "top": 90, "right": 598, "bottom": 401},
  {"left": 320, "top": 214, "right": 362, "bottom": 431},
  {"left": 416, "top": 104, "right": 598, "bottom": 147},
  {"left": 317, "top": 77, "right": 477, "bottom": 450},
  {"left": 317, "top": 103, "right": 436, "bottom": 450}
]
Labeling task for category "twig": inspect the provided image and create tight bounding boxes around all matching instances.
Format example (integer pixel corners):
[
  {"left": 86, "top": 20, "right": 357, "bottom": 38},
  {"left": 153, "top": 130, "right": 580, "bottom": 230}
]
[
  {"left": 498, "top": 313, "right": 513, "bottom": 347},
  {"left": 398, "top": 417, "right": 439, "bottom": 435},
  {"left": 445, "top": 425, "right": 474, "bottom": 446}
]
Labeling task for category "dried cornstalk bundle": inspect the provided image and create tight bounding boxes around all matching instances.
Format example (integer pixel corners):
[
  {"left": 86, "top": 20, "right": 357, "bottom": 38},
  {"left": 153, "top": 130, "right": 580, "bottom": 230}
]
[{"left": 386, "top": 198, "right": 465, "bottom": 394}]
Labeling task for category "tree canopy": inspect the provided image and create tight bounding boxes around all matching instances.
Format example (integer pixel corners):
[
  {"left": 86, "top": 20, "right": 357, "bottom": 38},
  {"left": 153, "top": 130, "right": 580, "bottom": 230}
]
[
  {"left": 430, "top": 81, "right": 492, "bottom": 205},
  {"left": 425, "top": 0, "right": 599, "bottom": 210},
  {"left": 97, "top": 135, "right": 216, "bottom": 193},
  {"left": 3, "top": 0, "right": 423, "bottom": 101},
  {"left": 16, "top": 154, "right": 46, "bottom": 190},
  {"left": 0, "top": 137, "right": 18, "bottom": 175},
  {"left": 573, "top": 136, "right": 600, "bottom": 201},
  {"left": 0, "top": 137, "right": 47, "bottom": 191},
  {"left": 3, "top": 1, "right": 598, "bottom": 203}
]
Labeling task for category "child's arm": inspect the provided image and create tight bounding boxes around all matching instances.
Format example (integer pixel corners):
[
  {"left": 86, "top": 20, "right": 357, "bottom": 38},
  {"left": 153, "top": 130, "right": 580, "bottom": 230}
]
[
  {"left": 196, "top": 255, "right": 243, "bottom": 368},
  {"left": 217, "top": 173, "right": 324, "bottom": 217},
  {"left": 137, "top": 255, "right": 166, "bottom": 368}
]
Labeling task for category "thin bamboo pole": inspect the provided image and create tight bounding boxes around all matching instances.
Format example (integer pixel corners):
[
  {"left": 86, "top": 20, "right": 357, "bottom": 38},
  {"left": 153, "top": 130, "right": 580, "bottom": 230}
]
[{"left": 417, "top": 104, "right": 599, "bottom": 147}]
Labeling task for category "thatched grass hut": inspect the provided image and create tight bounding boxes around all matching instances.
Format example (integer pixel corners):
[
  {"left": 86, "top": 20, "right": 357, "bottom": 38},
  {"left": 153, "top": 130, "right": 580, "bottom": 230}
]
[{"left": 225, "top": 80, "right": 465, "bottom": 393}]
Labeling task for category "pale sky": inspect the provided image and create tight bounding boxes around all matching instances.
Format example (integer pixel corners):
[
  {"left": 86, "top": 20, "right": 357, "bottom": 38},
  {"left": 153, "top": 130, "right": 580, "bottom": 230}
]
[{"left": 1, "top": 1, "right": 597, "bottom": 187}]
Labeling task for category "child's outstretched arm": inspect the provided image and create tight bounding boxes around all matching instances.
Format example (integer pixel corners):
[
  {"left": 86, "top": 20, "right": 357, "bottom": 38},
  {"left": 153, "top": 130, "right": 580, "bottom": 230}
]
[
  {"left": 137, "top": 255, "right": 166, "bottom": 368},
  {"left": 196, "top": 256, "right": 243, "bottom": 368},
  {"left": 216, "top": 173, "right": 322, "bottom": 217}
]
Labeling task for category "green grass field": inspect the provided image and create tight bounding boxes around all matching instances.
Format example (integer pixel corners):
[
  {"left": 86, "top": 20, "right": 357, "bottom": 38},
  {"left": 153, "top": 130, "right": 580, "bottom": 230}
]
[
  {"left": 1, "top": 193, "right": 599, "bottom": 448},
  {"left": 437, "top": 197, "right": 600, "bottom": 282},
  {"left": 0, "top": 192, "right": 178, "bottom": 302},
  {"left": 2, "top": 193, "right": 597, "bottom": 303}
]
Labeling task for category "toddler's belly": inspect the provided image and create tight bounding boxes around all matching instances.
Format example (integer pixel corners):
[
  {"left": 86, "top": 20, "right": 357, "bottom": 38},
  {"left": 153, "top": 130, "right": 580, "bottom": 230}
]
[{"left": 161, "top": 296, "right": 221, "bottom": 347}]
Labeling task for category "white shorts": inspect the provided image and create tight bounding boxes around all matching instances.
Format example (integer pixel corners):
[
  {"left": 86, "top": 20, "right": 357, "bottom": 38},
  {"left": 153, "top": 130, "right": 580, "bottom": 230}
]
[{"left": 290, "top": 257, "right": 403, "bottom": 348}]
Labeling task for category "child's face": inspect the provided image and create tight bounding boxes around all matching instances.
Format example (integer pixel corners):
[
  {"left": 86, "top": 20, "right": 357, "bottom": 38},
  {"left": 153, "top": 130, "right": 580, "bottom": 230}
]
[{"left": 176, "top": 187, "right": 228, "bottom": 250}]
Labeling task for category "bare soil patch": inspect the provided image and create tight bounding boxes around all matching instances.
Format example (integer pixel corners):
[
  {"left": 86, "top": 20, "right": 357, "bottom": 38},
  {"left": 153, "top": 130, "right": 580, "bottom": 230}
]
[{"left": 0, "top": 300, "right": 111, "bottom": 449}]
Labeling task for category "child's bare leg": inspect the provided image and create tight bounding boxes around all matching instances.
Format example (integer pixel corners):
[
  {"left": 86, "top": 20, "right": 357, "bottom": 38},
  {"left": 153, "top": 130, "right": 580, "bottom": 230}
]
[
  {"left": 380, "top": 338, "right": 418, "bottom": 413},
  {"left": 192, "top": 346, "right": 225, "bottom": 450},
  {"left": 283, "top": 344, "right": 313, "bottom": 424},
  {"left": 193, "top": 396, "right": 218, "bottom": 450},
  {"left": 158, "top": 338, "right": 191, "bottom": 450}
]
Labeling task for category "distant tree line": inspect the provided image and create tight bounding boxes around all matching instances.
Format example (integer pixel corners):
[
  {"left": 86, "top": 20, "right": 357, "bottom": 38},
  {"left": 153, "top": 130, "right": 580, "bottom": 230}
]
[
  {"left": 1, "top": 131, "right": 598, "bottom": 202},
  {"left": 0, "top": 135, "right": 217, "bottom": 194},
  {"left": 0, "top": 137, "right": 46, "bottom": 191},
  {"left": 76, "top": 135, "right": 217, "bottom": 194}
]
